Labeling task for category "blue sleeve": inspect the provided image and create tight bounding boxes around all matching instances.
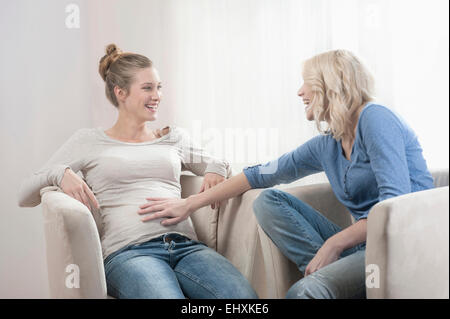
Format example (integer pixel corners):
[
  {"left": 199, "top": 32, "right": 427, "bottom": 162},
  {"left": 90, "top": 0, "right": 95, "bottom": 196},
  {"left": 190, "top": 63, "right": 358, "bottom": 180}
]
[
  {"left": 243, "top": 136, "right": 324, "bottom": 189},
  {"left": 359, "top": 106, "right": 411, "bottom": 213}
]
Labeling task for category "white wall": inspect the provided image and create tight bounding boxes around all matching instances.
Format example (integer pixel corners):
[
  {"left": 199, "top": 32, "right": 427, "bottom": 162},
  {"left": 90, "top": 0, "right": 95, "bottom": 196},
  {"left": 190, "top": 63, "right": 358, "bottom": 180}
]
[
  {"left": 0, "top": 0, "right": 94, "bottom": 298},
  {"left": 1, "top": 0, "right": 448, "bottom": 298}
]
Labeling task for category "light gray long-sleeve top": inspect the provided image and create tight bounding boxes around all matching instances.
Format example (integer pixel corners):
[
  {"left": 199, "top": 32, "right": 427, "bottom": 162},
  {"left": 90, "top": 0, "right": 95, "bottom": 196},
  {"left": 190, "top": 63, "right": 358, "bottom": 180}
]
[{"left": 18, "top": 126, "right": 230, "bottom": 260}]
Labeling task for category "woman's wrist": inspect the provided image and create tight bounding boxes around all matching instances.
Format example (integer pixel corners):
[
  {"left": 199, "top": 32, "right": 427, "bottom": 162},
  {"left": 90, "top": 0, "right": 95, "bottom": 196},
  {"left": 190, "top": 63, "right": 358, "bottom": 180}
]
[
  {"left": 186, "top": 194, "right": 202, "bottom": 213},
  {"left": 325, "top": 236, "right": 346, "bottom": 254},
  {"left": 325, "top": 219, "right": 367, "bottom": 253}
]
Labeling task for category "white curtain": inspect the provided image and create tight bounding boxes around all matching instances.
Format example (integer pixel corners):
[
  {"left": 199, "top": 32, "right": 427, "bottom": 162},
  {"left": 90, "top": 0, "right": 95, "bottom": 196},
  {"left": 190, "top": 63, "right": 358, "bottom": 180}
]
[{"left": 86, "top": 0, "right": 448, "bottom": 174}]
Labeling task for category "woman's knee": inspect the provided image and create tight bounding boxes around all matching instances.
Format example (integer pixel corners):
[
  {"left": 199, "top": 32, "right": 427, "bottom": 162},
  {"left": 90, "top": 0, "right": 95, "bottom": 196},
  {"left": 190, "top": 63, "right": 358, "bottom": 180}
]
[
  {"left": 286, "top": 274, "right": 336, "bottom": 299},
  {"left": 217, "top": 280, "right": 259, "bottom": 299},
  {"left": 253, "top": 189, "right": 286, "bottom": 224},
  {"left": 176, "top": 267, "right": 258, "bottom": 299},
  {"left": 174, "top": 246, "right": 258, "bottom": 299}
]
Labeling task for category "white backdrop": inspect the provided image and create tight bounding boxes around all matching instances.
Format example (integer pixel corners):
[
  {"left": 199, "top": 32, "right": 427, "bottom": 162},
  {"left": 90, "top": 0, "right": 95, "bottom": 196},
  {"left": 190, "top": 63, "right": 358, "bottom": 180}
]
[{"left": 1, "top": 0, "right": 448, "bottom": 298}]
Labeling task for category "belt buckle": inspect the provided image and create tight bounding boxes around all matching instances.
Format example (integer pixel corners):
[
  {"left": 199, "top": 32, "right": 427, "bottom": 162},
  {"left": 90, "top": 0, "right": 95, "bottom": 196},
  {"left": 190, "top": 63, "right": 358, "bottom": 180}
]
[{"left": 164, "top": 236, "right": 172, "bottom": 243}]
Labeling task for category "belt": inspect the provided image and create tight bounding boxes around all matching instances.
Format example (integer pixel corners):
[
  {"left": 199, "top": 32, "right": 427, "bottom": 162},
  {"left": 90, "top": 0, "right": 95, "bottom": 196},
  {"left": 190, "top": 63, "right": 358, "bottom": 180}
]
[{"left": 162, "top": 233, "right": 190, "bottom": 243}]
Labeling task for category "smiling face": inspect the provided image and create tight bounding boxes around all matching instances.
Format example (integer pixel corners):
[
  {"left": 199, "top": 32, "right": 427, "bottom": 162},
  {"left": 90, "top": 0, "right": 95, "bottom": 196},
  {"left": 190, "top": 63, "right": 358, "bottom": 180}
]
[
  {"left": 297, "top": 81, "right": 315, "bottom": 121},
  {"left": 117, "top": 67, "right": 162, "bottom": 122}
]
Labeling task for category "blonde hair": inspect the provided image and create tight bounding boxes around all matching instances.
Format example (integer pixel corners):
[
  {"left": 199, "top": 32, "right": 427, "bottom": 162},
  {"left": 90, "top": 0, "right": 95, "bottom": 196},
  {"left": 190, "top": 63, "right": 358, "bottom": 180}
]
[
  {"left": 99, "top": 44, "right": 152, "bottom": 107},
  {"left": 302, "top": 50, "right": 375, "bottom": 141}
]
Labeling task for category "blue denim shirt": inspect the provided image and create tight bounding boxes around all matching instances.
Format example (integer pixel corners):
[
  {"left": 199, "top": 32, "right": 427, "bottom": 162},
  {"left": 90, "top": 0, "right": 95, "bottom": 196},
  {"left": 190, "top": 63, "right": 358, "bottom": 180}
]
[{"left": 243, "top": 103, "right": 434, "bottom": 221}]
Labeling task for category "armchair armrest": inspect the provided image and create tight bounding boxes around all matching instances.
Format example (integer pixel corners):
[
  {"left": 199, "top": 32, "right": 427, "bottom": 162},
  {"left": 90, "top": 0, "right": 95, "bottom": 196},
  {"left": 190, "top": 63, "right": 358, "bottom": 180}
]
[
  {"left": 366, "top": 186, "right": 449, "bottom": 298},
  {"left": 180, "top": 175, "right": 219, "bottom": 250},
  {"left": 40, "top": 186, "right": 107, "bottom": 298}
]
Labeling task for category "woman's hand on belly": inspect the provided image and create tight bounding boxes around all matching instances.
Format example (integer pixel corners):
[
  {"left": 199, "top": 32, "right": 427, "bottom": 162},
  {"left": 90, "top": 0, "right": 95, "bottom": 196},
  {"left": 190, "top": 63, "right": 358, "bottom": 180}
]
[{"left": 137, "top": 197, "right": 192, "bottom": 226}]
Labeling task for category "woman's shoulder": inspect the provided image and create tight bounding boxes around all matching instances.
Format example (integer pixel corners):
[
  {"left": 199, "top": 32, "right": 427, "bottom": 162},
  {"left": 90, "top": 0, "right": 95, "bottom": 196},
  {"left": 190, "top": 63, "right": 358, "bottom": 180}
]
[
  {"left": 66, "top": 127, "right": 99, "bottom": 143},
  {"left": 158, "top": 125, "right": 190, "bottom": 144},
  {"left": 359, "top": 103, "right": 400, "bottom": 123},
  {"left": 358, "top": 103, "right": 412, "bottom": 138},
  {"left": 359, "top": 103, "right": 406, "bottom": 129}
]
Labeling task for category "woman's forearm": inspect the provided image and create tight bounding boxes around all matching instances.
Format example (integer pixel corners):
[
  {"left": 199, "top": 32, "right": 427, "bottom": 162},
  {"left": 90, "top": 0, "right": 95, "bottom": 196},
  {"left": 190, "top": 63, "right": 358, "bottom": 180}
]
[
  {"left": 328, "top": 219, "right": 367, "bottom": 252},
  {"left": 186, "top": 172, "right": 252, "bottom": 212}
]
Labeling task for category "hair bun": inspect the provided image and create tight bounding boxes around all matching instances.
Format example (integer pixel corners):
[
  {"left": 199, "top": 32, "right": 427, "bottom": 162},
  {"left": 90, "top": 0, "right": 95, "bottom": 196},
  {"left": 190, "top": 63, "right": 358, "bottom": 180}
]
[
  {"left": 99, "top": 43, "right": 122, "bottom": 81},
  {"left": 106, "top": 43, "right": 121, "bottom": 57}
]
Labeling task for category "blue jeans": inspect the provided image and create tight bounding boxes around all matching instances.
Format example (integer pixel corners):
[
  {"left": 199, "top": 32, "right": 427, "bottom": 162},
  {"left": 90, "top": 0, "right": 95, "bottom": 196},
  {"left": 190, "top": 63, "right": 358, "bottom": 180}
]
[
  {"left": 103, "top": 233, "right": 258, "bottom": 299},
  {"left": 253, "top": 189, "right": 367, "bottom": 299}
]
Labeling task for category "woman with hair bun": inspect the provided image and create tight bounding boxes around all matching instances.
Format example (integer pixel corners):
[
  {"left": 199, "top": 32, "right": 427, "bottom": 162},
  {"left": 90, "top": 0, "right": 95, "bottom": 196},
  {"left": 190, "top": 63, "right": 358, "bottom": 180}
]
[
  {"left": 140, "top": 49, "right": 434, "bottom": 299},
  {"left": 18, "top": 44, "right": 258, "bottom": 299}
]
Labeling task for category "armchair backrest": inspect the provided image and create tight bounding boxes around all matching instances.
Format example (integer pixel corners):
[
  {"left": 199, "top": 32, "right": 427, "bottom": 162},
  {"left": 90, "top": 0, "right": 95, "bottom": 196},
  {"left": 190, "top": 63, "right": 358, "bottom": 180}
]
[{"left": 431, "top": 168, "right": 449, "bottom": 188}]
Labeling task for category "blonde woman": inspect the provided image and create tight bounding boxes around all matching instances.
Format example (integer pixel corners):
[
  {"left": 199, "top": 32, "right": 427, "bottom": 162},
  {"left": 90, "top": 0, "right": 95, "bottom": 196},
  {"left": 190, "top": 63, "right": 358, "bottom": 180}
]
[
  {"left": 138, "top": 50, "right": 434, "bottom": 299},
  {"left": 18, "top": 44, "right": 258, "bottom": 299}
]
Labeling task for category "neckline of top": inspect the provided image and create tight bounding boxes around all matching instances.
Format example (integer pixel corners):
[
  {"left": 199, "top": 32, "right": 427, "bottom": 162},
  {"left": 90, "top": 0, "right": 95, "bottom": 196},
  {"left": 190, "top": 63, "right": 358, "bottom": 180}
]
[
  {"left": 97, "top": 126, "right": 173, "bottom": 145},
  {"left": 338, "top": 102, "right": 375, "bottom": 162}
]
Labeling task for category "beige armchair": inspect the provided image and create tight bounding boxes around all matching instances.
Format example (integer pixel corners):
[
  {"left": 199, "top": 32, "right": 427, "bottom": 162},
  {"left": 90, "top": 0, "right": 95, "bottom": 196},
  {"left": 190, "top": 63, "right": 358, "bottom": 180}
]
[
  {"left": 39, "top": 174, "right": 221, "bottom": 298},
  {"left": 40, "top": 169, "right": 448, "bottom": 299}
]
